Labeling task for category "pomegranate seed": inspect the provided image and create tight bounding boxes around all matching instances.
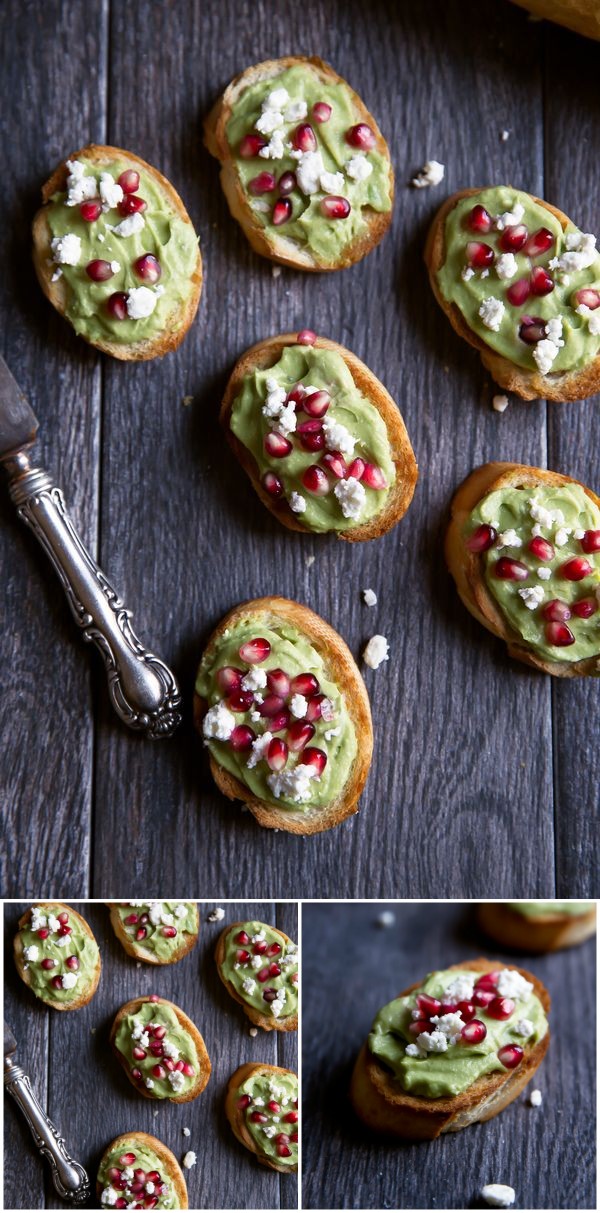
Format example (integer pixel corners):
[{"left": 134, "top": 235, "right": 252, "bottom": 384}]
[
  {"left": 292, "top": 123, "right": 317, "bottom": 152},
  {"left": 298, "top": 746, "right": 327, "bottom": 776},
  {"left": 132, "top": 1046, "right": 146, "bottom": 1060},
  {"left": 291, "top": 673, "right": 319, "bottom": 696},
  {"left": 268, "top": 1100, "right": 281, "bottom": 1113},
  {"left": 118, "top": 169, "right": 140, "bottom": 194},
  {"left": 182, "top": 1062, "right": 195, "bottom": 1076},
  {"left": 573, "top": 287, "right": 600, "bottom": 310},
  {"left": 266, "top": 942, "right": 282, "bottom": 956},
  {"left": 300, "top": 429, "right": 325, "bottom": 453},
  {"left": 313, "top": 101, "right": 332, "bottom": 123},
  {"left": 347, "top": 458, "right": 366, "bottom": 480},
  {"left": 320, "top": 195, "right": 351, "bottom": 219},
  {"left": 119, "top": 1153, "right": 136, "bottom": 1166},
  {"left": 573, "top": 597, "right": 597, "bottom": 618},
  {"left": 263, "top": 987, "right": 279, "bottom": 1003},
  {"left": 254, "top": 941, "right": 268, "bottom": 954},
  {"left": 561, "top": 557, "right": 592, "bottom": 580},
  {"left": 456, "top": 1001, "right": 476, "bottom": 1021},
  {"left": 57, "top": 912, "right": 69, "bottom": 925},
  {"left": 487, "top": 996, "right": 516, "bottom": 1020},
  {"left": 269, "top": 710, "right": 291, "bottom": 732},
  {"left": 59, "top": 924, "right": 72, "bottom": 936},
  {"left": 475, "top": 971, "right": 499, "bottom": 990},
  {"left": 519, "top": 316, "right": 546, "bottom": 344},
  {"left": 272, "top": 198, "right": 292, "bottom": 225},
  {"left": 290, "top": 1132, "right": 298, "bottom": 1142},
  {"left": 267, "top": 738, "right": 288, "bottom": 771},
  {"left": 297, "top": 329, "right": 316, "bottom": 345},
  {"left": 149, "top": 1040, "right": 163, "bottom": 1057},
  {"left": 440, "top": 1003, "right": 457, "bottom": 1014},
  {"left": 80, "top": 200, "right": 102, "bottom": 222},
  {"left": 136, "top": 927, "right": 147, "bottom": 941},
  {"left": 65, "top": 955, "right": 79, "bottom": 970},
  {"left": 117, "top": 194, "right": 147, "bottom": 216},
  {"left": 230, "top": 725, "right": 255, "bottom": 751},
  {"left": 162, "top": 926, "right": 177, "bottom": 938},
  {"left": 528, "top": 536, "right": 554, "bottom": 561},
  {"left": 264, "top": 430, "right": 292, "bottom": 458},
  {"left": 41, "top": 958, "right": 56, "bottom": 970},
  {"left": 303, "top": 389, "right": 330, "bottom": 418},
  {"left": 239, "top": 637, "right": 271, "bottom": 664},
  {"left": 277, "top": 1144, "right": 292, "bottom": 1158},
  {"left": 261, "top": 470, "right": 284, "bottom": 498},
  {"left": 466, "top": 241, "right": 494, "bottom": 269},
  {"left": 278, "top": 171, "right": 297, "bottom": 195},
  {"left": 106, "top": 292, "right": 128, "bottom": 320},
  {"left": 284, "top": 1111, "right": 299, "bottom": 1123},
  {"left": 239, "top": 133, "right": 266, "bottom": 158},
  {"left": 133, "top": 254, "right": 161, "bottom": 284},
  {"left": 288, "top": 383, "right": 307, "bottom": 407},
  {"left": 146, "top": 1172, "right": 161, "bottom": 1183},
  {"left": 499, "top": 224, "right": 528, "bottom": 252},
  {"left": 267, "top": 669, "right": 291, "bottom": 697},
  {"left": 362, "top": 463, "right": 387, "bottom": 489},
  {"left": 216, "top": 667, "right": 244, "bottom": 694},
  {"left": 507, "top": 277, "right": 531, "bottom": 307},
  {"left": 546, "top": 621, "right": 575, "bottom": 646},
  {"left": 473, "top": 988, "right": 496, "bottom": 1008},
  {"left": 466, "top": 523, "right": 497, "bottom": 553},
  {"left": 236, "top": 948, "right": 251, "bottom": 963},
  {"left": 251, "top": 1111, "right": 268, "bottom": 1123},
  {"left": 175, "top": 1060, "right": 184, "bottom": 1071},
  {"left": 409, "top": 1018, "right": 434, "bottom": 1036},
  {"left": 287, "top": 720, "right": 315, "bottom": 752},
  {"left": 124, "top": 913, "right": 138, "bottom": 925},
  {"left": 302, "top": 465, "right": 330, "bottom": 495},
  {"left": 467, "top": 204, "right": 492, "bottom": 234},
  {"left": 37, "top": 928, "right": 49, "bottom": 939},
  {"left": 259, "top": 694, "right": 286, "bottom": 718},
  {"left": 257, "top": 966, "right": 271, "bottom": 983},
  {"left": 148, "top": 995, "right": 160, "bottom": 1002},
  {"left": 152, "top": 1064, "right": 166, "bottom": 1079},
  {"left": 493, "top": 557, "right": 529, "bottom": 580},
  {"left": 152, "top": 1025, "right": 166, "bottom": 1039},
  {"left": 306, "top": 693, "right": 327, "bottom": 722},
  {"left": 498, "top": 1044, "right": 524, "bottom": 1069},
  {"left": 236, "top": 931, "right": 250, "bottom": 945},
  {"left": 530, "top": 266, "right": 554, "bottom": 296},
  {"left": 269, "top": 962, "right": 281, "bottom": 977},
  {"left": 542, "top": 599, "right": 571, "bottom": 622},
  {"left": 296, "top": 417, "right": 323, "bottom": 435},
  {"left": 524, "top": 227, "right": 554, "bottom": 257},
  {"left": 461, "top": 1020, "right": 487, "bottom": 1044},
  {"left": 108, "top": 1167, "right": 122, "bottom": 1184},
  {"left": 144, "top": 1199, "right": 158, "bottom": 1210},
  {"left": 249, "top": 172, "right": 276, "bottom": 195},
  {"left": 238, "top": 1094, "right": 252, "bottom": 1109},
  {"left": 581, "top": 530, "right": 600, "bottom": 553},
  {"left": 346, "top": 123, "right": 376, "bottom": 150},
  {"left": 51, "top": 976, "right": 63, "bottom": 989},
  {"left": 417, "top": 994, "right": 442, "bottom": 1016},
  {"left": 133, "top": 1170, "right": 146, "bottom": 1184},
  {"left": 130, "top": 1181, "right": 145, "bottom": 1194}
]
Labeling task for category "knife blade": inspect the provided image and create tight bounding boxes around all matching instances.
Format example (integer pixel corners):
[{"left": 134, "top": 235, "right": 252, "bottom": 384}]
[{"left": 0, "top": 356, "right": 181, "bottom": 737}]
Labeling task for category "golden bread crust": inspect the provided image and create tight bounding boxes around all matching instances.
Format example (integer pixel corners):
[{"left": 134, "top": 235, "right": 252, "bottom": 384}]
[
  {"left": 510, "top": 0, "right": 600, "bottom": 40},
  {"left": 478, "top": 902, "right": 597, "bottom": 953}
]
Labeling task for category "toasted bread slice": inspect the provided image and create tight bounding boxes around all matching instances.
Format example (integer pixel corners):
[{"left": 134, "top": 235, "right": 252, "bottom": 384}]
[
  {"left": 14, "top": 903, "right": 101, "bottom": 1011},
  {"left": 107, "top": 902, "right": 199, "bottom": 966},
  {"left": 225, "top": 1062, "right": 298, "bottom": 1172},
  {"left": 425, "top": 187, "right": 600, "bottom": 401},
  {"left": 204, "top": 56, "right": 393, "bottom": 271},
  {"left": 32, "top": 143, "right": 202, "bottom": 360},
  {"left": 220, "top": 333, "right": 418, "bottom": 541},
  {"left": 445, "top": 461, "right": 600, "bottom": 676},
  {"left": 510, "top": 0, "right": 600, "bottom": 40},
  {"left": 97, "top": 1131, "right": 188, "bottom": 1209},
  {"left": 350, "top": 958, "right": 550, "bottom": 1140},
  {"left": 215, "top": 921, "right": 298, "bottom": 1031},
  {"left": 478, "top": 902, "right": 596, "bottom": 953},
  {"left": 110, "top": 995, "right": 211, "bottom": 1103},
  {"left": 193, "top": 596, "right": 373, "bottom": 835}
]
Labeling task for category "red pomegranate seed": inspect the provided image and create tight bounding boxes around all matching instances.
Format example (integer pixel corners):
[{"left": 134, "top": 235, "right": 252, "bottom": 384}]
[
  {"left": 41, "top": 958, "right": 56, "bottom": 970},
  {"left": 545, "top": 621, "right": 575, "bottom": 645},
  {"left": 409, "top": 1018, "right": 434, "bottom": 1036},
  {"left": 487, "top": 996, "right": 516, "bottom": 1020},
  {"left": 59, "top": 924, "right": 72, "bottom": 936},
  {"left": 267, "top": 738, "right": 288, "bottom": 771},
  {"left": 148, "top": 994, "right": 160, "bottom": 1002},
  {"left": 321, "top": 451, "right": 348, "bottom": 480},
  {"left": 320, "top": 195, "right": 351, "bottom": 219},
  {"left": 494, "top": 557, "right": 529, "bottom": 580},
  {"left": 297, "top": 329, "right": 316, "bottom": 345},
  {"left": 259, "top": 694, "right": 286, "bottom": 718},
  {"left": 303, "top": 389, "right": 330, "bottom": 418},
  {"left": 117, "top": 194, "right": 147, "bottom": 216},
  {"left": 267, "top": 669, "right": 291, "bottom": 697},
  {"left": 313, "top": 101, "right": 332, "bottom": 123},
  {"left": 162, "top": 926, "right": 177, "bottom": 938},
  {"left": 461, "top": 1020, "right": 487, "bottom": 1044},
  {"left": 37, "top": 928, "right": 49, "bottom": 939},
  {"left": 136, "top": 927, "right": 147, "bottom": 941},
  {"left": 561, "top": 557, "right": 592, "bottom": 581},
  {"left": 263, "top": 987, "right": 279, "bottom": 1003},
  {"left": 182, "top": 1062, "right": 195, "bottom": 1076},
  {"left": 278, "top": 170, "right": 297, "bottom": 196},
  {"left": 261, "top": 471, "right": 284, "bottom": 498},
  {"left": 268, "top": 1100, "right": 281, "bottom": 1113},
  {"left": 58, "top": 914, "right": 69, "bottom": 926},
  {"left": 306, "top": 693, "right": 327, "bottom": 722},
  {"left": 499, "top": 224, "right": 528, "bottom": 252},
  {"left": 132, "top": 1046, "right": 146, "bottom": 1060},
  {"left": 498, "top": 1044, "right": 524, "bottom": 1069},
  {"left": 80, "top": 200, "right": 102, "bottom": 222},
  {"left": 347, "top": 457, "right": 366, "bottom": 481},
  {"left": 362, "top": 463, "right": 387, "bottom": 489},
  {"left": 292, "top": 123, "right": 317, "bottom": 152},
  {"left": 298, "top": 746, "right": 327, "bottom": 776},
  {"left": 284, "top": 1111, "right": 299, "bottom": 1123},
  {"left": 581, "top": 530, "right": 600, "bottom": 553},
  {"left": 65, "top": 955, "right": 79, "bottom": 971},
  {"left": 507, "top": 277, "right": 531, "bottom": 307},
  {"left": 264, "top": 431, "right": 292, "bottom": 457},
  {"left": 257, "top": 966, "right": 270, "bottom": 983},
  {"left": 475, "top": 971, "right": 499, "bottom": 990},
  {"left": 456, "top": 1001, "right": 476, "bottom": 1021},
  {"left": 519, "top": 316, "right": 546, "bottom": 344},
  {"left": 473, "top": 988, "right": 496, "bottom": 1008},
  {"left": 288, "top": 383, "right": 307, "bottom": 407},
  {"left": 119, "top": 1153, "right": 136, "bottom": 1166},
  {"left": 146, "top": 1171, "right": 161, "bottom": 1183},
  {"left": 239, "top": 637, "right": 271, "bottom": 664},
  {"left": 299, "top": 429, "right": 325, "bottom": 453},
  {"left": 466, "top": 523, "right": 497, "bottom": 553},
  {"left": 296, "top": 417, "right": 323, "bottom": 435},
  {"left": 152, "top": 1064, "right": 166, "bottom": 1079},
  {"left": 133, "top": 1169, "right": 146, "bottom": 1184},
  {"left": 251, "top": 1111, "right": 268, "bottom": 1123},
  {"left": 287, "top": 720, "right": 315, "bottom": 751},
  {"left": 272, "top": 198, "right": 292, "bottom": 225},
  {"left": 572, "top": 597, "right": 597, "bottom": 618},
  {"left": 239, "top": 133, "right": 267, "bottom": 158},
  {"left": 133, "top": 254, "right": 161, "bottom": 284},
  {"left": 346, "top": 123, "right": 376, "bottom": 150},
  {"left": 175, "top": 1060, "right": 184, "bottom": 1071},
  {"left": 269, "top": 710, "right": 291, "bottom": 732},
  {"left": 417, "top": 994, "right": 442, "bottom": 1016},
  {"left": 269, "top": 963, "right": 281, "bottom": 977},
  {"left": 528, "top": 536, "right": 554, "bottom": 561},
  {"left": 86, "top": 258, "right": 116, "bottom": 281},
  {"left": 108, "top": 1167, "right": 122, "bottom": 1184},
  {"left": 530, "top": 266, "right": 554, "bottom": 296},
  {"left": 302, "top": 465, "right": 330, "bottom": 495},
  {"left": 254, "top": 941, "right": 268, "bottom": 954},
  {"left": 106, "top": 292, "right": 128, "bottom": 320},
  {"left": 51, "top": 976, "right": 63, "bottom": 990},
  {"left": 524, "top": 227, "right": 554, "bottom": 257},
  {"left": 238, "top": 1094, "right": 252, "bottom": 1109},
  {"left": 118, "top": 169, "right": 140, "bottom": 194},
  {"left": 124, "top": 913, "right": 138, "bottom": 925},
  {"left": 144, "top": 1199, "right": 158, "bottom": 1209},
  {"left": 152, "top": 1025, "right": 166, "bottom": 1040},
  {"left": 290, "top": 1132, "right": 298, "bottom": 1142},
  {"left": 235, "top": 931, "right": 250, "bottom": 945},
  {"left": 277, "top": 1144, "right": 292, "bottom": 1158},
  {"left": 467, "top": 204, "right": 492, "bottom": 234},
  {"left": 267, "top": 942, "right": 282, "bottom": 956},
  {"left": 291, "top": 673, "right": 319, "bottom": 696},
  {"left": 573, "top": 287, "right": 600, "bottom": 310},
  {"left": 542, "top": 599, "right": 571, "bottom": 622},
  {"left": 230, "top": 725, "right": 256, "bottom": 751},
  {"left": 149, "top": 1041, "right": 163, "bottom": 1058},
  {"left": 249, "top": 172, "right": 276, "bottom": 195},
  {"left": 466, "top": 241, "right": 494, "bottom": 269},
  {"left": 216, "top": 666, "right": 243, "bottom": 695}
]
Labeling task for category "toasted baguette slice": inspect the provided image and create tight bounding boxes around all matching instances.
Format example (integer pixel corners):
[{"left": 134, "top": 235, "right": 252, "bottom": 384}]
[
  {"left": 14, "top": 903, "right": 101, "bottom": 1011},
  {"left": 510, "top": 0, "right": 600, "bottom": 40},
  {"left": 220, "top": 333, "right": 418, "bottom": 541},
  {"left": 110, "top": 995, "right": 211, "bottom": 1103},
  {"left": 446, "top": 461, "right": 600, "bottom": 676},
  {"left": 97, "top": 1131, "right": 188, "bottom": 1209},
  {"left": 193, "top": 596, "right": 373, "bottom": 835},
  {"left": 225, "top": 1062, "right": 298, "bottom": 1172},
  {"left": 215, "top": 921, "right": 298, "bottom": 1031},
  {"left": 479, "top": 902, "right": 596, "bottom": 953},
  {"left": 350, "top": 958, "right": 550, "bottom": 1141},
  {"left": 425, "top": 187, "right": 600, "bottom": 401},
  {"left": 107, "top": 902, "right": 199, "bottom": 966},
  {"left": 33, "top": 143, "right": 202, "bottom": 360},
  {"left": 204, "top": 57, "right": 393, "bottom": 271}
]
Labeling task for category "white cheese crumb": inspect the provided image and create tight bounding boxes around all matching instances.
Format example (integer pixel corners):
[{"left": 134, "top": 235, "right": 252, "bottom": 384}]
[
  {"left": 182, "top": 1127, "right": 191, "bottom": 1136},
  {"left": 51, "top": 268, "right": 63, "bottom": 282},
  {"left": 61, "top": 972, "right": 78, "bottom": 990},
  {"left": 202, "top": 702, "right": 235, "bottom": 741},
  {"left": 242, "top": 977, "right": 256, "bottom": 995},
  {"left": 65, "top": 160, "right": 97, "bottom": 206},
  {"left": 518, "top": 585, "right": 544, "bottom": 611},
  {"left": 533, "top": 338, "right": 559, "bottom": 375},
  {"left": 284, "top": 99, "right": 307, "bottom": 122},
  {"left": 113, "top": 211, "right": 145, "bottom": 238},
  {"left": 324, "top": 726, "right": 341, "bottom": 740},
  {"left": 492, "top": 394, "right": 509, "bottom": 413},
  {"left": 461, "top": 265, "right": 475, "bottom": 281},
  {"left": 405, "top": 1043, "right": 421, "bottom": 1057},
  {"left": 496, "top": 252, "right": 518, "bottom": 280},
  {"left": 168, "top": 1070, "right": 186, "bottom": 1093},
  {"left": 264, "top": 86, "right": 289, "bottom": 110},
  {"left": 207, "top": 907, "right": 225, "bottom": 922},
  {"left": 529, "top": 1088, "right": 542, "bottom": 1107},
  {"left": 346, "top": 153, "right": 373, "bottom": 182},
  {"left": 256, "top": 108, "right": 284, "bottom": 135},
  {"left": 249, "top": 1027, "right": 258, "bottom": 1037},
  {"left": 30, "top": 908, "right": 47, "bottom": 931},
  {"left": 363, "top": 634, "right": 390, "bottom": 669},
  {"left": 296, "top": 150, "right": 325, "bottom": 195},
  {"left": 290, "top": 694, "right": 308, "bottom": 719},
  {"left": 289, "top": 492, "right": 307, "bottom": 514},
  {"left": 126, "top": 286, "right": 158, "bottom": 320},
  {"left": 24, "top": 945, "right": 39, "bottom": 961},
  {"left": 267, "top": 764, "right": 319, "bottom": 803},
  {"left": 322, "top": 416, "right": 355, "bottom": 455},
  {"left": 481, "top": 1184, "right": 516, "bottom": 1208},
  {"left": 430, "top": 1012, "right": 465, "bottom": 1045},
  {"left": 496, "top": 529, "right": 522, "bottom": 549},
  {"left": 241, "top": 667, "right": 267, "bottom": 692},
  {"left": 495, "top": 203, "right": 524, "bottom": 230},
  {"left": 576, "top": 302, "right": 600, "bottom": 337},
  {"left": 99, "top": 172, "right": 124, "bottom": 210},
  {"left": 514, "top": 1018, "right": 534, "bottom": 1037},
  {"left": 411, "top": 159, "right": 444, "bottom": 188},
  {"left": 259, "top": 131, "right": 286, "bottom": 161},
  {"left": 554, "top": 526, "right": 571, "bottom": 547},
  {"left": 51, "top": 233, "right": 82, "bottom": 266},
  {"left": 247, "top": 731, "right": 273, "bottom": 769},
  {"left": 496, "top": 968, "right": 533, "bottom": 1000},
  {"left": 443, "top": 975, "right": 475, "bottom": 1003},
  {"left": 145, "top": 1182, "right": 155, "bottom": 1195},
  {"left": 174, "top": 904, "right": 187, "bottom": 918},
  {"left": 537, "top": 567, "right": 551, "bottom": 580},
  {"left": 416, "top": 1029, "right": 448, "bottom": 1053},
  {"left": 501, "top": 129, "right": 510, "bottom": 141},
  {"left": 333, "top": 476, "right": 366, "bottom": 520},
  {"left": 479, "top": 296, "right": 505, "bottom": 332},
  {"left": 101, "top": 1185, "right": 120, "bottom": 1207},
  {"left": 182, "top": 1151, "right": 197, "bottom": 1170},
  {"left": 363, "top": 588, "right": 377, "bottom": 607},
  {"left": 320, "top": 170, "right": 345, "bottom": 194},
  {"left": 557, "top": 230, "right": 597, "bottom": 272}
]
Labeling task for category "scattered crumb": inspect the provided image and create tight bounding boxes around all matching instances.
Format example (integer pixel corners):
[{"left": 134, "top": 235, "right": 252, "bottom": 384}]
[
  {"left": 501, "top": 129, "right": 510, "bottom": 142},
  {"left": 443, "top": 365, "right": 450, "bottom": 373},
  {"left": 90, "top": 1027, "right": 97, "bottom": 1035},
  {"left": 272, "top": 265, "right": 282, "bottom": 278},
  {"left": 153, "top": 1110, "right": 159, "bottom": 1117},
  {"left": 305, "top": 554, "right": 316, "bottom": 568},
  {"left": 241, "top": 804, "right": 249, "bottom": 813},
  {"left": 529, "top": 1089, "right": 542, "bottom": 1107},
  {"left": 136, "top": 962, "right": 142, "bottom": 969},
  {"left": 182, "top": 1151, "right": 197, "bottom": 1170},
  {"left": 377, "top": 911, "right": 395, "bottom": 927},
  {"left": 481, "top": 1184, "right": 516, "bottom": 1209},
  {"left": 182, "top": 395, "right": 194, "bottom": 407},
  {"left": 492, "top": 394, "right": 510, "bottom": 413},
  {"left": 207, "top": 907, "right": 225, "bottom": 923},
  {"left": 411, "top": 159, "right": 444, "bottom": 189},
  {"left": 183, "top": 1127, "right": 191, "bottom": 1137},
  {"left": 249, "top": 1027, "right": 258, "bottom": 1037},
  {"left": 363, "top": 634, "right": 390, "bottom": 670},
  {"left": 362, "top": 588, "right": 377, "bottom": 607}
]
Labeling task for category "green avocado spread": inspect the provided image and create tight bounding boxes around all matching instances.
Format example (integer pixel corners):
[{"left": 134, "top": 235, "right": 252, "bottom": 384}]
[
  {"left": 436, "top": 186, "right": 600, "bottom": 375},
  {"left": 467, "top": 482, "right": 600, "bottom": 663},
  {"left": 196, "top": 612, "right": 357, "bottom": 812},
  {"left": 45, "top": 155, "right": 199, "bottom": 345},
  {"left": 237, "top": 1068, "right": 298, "bottom": 1168},
  {"left": 226, "top": 65, "right": 392, "bottom": 265},
  {"left": 18, "top": 904, "right": 99, "bottom": 1006},
  {"left": 98, "top": 1138, "right": 179, "bottom": 1208},
  {"left": 220, "top": 920, "right": 298, "bottom": 1019},
  {"left": 368, "top": 967, "right": 548, "bottom": 1099},
  {"left": 508, "top": 901, "right": 594, "bottom": 918},
  {"left": 114, "top": 1000, "right": 200, "bottom": 1100},
  {"left": 230, "top": 344, "right": 395, "bottom": 532},
  {"left": 114, "top": 901, "right": 197, "bottom": 962}
]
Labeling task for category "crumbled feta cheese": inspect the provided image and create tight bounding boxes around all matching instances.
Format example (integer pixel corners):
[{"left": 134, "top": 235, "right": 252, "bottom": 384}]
[
  {"left": 113, "top": 212, "right": 145, "bottom": 238},
  {"left": 270, "top": 998, "right": 286, "bottom": 1018},
  {"left": 101, "top": 1185, "right": 120, "bottom": 1206},
  {"left": 496, "top": 968, "right": 533, "bottom": 1000},
  {"left": 346, "top": 154, "right": 373, "bottom": 182},
  {"left": 175, "top": 904, "right": 187, "bottom": 918},
  {"left": 416, "top": 1029, "right": 448, "bottom": 1053},
  {"left": 322, "top": 416, "right": 355, "bottom": 455},
  {"left": 479, "top": 296, "right": 505, "bottom": 332},
  {"left": 495, "top": 203, "right": 524, "bottom": 230},
  {"left": 481, "top": 1184, "right": 516, "bottom": 1208},
  {"left": 65, "top": 160, "right": 97, "bottom": 206},
  {"left": 162, "top": 1039, "right": 180, "bottom": 1059},
  {"left": 61, "top": 972, "right": 78, "bottom": 990},
  {"left": 430, "top": 1012, "right": 464, "bottom": 1045},
  {"left": 247, "top": 731, "right": 273, "bottom": 769},
  {"left": 496, "top": 529, "right": 522, "bottom": 549},
  {"left": 203, "top": 702, "right": 235, "bottom": 741},
  {"left": 514, "top": 1018, "right": 534, "bottom": 1037},
  {"left": 554, "top": 526, "right": 571, "bottom": 547},
  {"left": 284, "top": 99, "right": 308, "bottom": 122},
  {"left": 126, "top": 286, "right": 158, "bottom": 319},
  {"left": 496, "top": 253, "right": 518, "bottom": 280},
  {"left": 48, "top": 914, "right": 61, "bottom": 933},
  {"left": 405, "top": 1043, "right": 421, "bottom": 1057},
  {"left": 461, "top": 265, "right": 475, "bottom": 281},
  {"left": 537, "top": 567, "right": 551, "bottom": 580},
  {"left": 529, "top": 498, "right": 558, "bottom": 528},
  {"left": 55, "top": 934, "right": 70, "bottom": 947},
  {"left": 241, "top": 667, "right": 267, "bottom": 692},
  {"left": 182, "top": 1127, "right": 191, "bottom": 1136},
  {"left": 290, "top": 693, "right": 308, "bottom": 719},
  {"left": 259, "top": 131, "right": 286, "bottom": 160},
  {"left": 168, "top": 1070, "right": 186, "bottom": 1093},
  {"left": 334, "top": 476, "right": 366, "bottom": 520},
  {"left": 24, "top": 945, "right": 39, "bottom": 962},
  {"left": 574, "top": 528, "right": 586, "bottom": 540},
  {"left": 51, "top": 233, "right": 82, "bottom": 266},
  {"left": 145, "top": 1182, "right": 155, "bottom": 1195},
  {"left": 182, "top": 1151, "right": 197, "bottom": 1169},
  {"left": 363, "top": 588, "right": 377, "bottom": 606},
  {"left": 411, "top": 159, "right": 444, "bottom": 188},
  {"left": 267, "top": 764, "right": 319, "bottom": 803},
  {"left": 207, "top": 907, "right": 225, "bottom": 922},
  {"left": 256, "top": 108, "right": 284, "bottom": 135},
  {"left": 249, "top": 1026, "right": 258, "bottom": 1037},
  {"left": 546, "top": 316, "right": 564, "bottom": 347},
  {"left": 296, "top": 150, "right": 325, "bottom": 195},
  {"left": 363, "top": 634, "right": 389, "bottom": 669},
  {"left": 30, "top": 908, "right": 47, "bottom": 931},
  {"left": 51, "top": 268, "right": 63, "bottom": 282},
  {"left": 576, "top": 303, "right": 600, "bottom": 336},
  {"left": 242, "top": 977, "right": 256, "bottom": 995},
  {"left": 99, "top": 172, "right": 124, "bottom": 210},
  {"left": 557, "top": 230, "right": 597, "bottom": 272},
  {"left": 262, "top": 1125, "right": 277, "bottom": 1139},
  {"left": 289, "top": 492, "right": 306, "bottom": 514},
  {"left": 529, "top": 1088, "right": 542, "bottom": 1107},
  {"left": 443, "top": 975, "right": 475, "bottom": 1003},
  {"left": 533, "top": 337, "right": 559, "bottom": 375},
  {"left": 518, "top": 585, "right": 545, "bottom": 610},
  {"left": 264, "top": 87, "right": 289, "bottom": 110},
  {"left": 501, "top": 129, "right": 510, "bottom": 141},
  {"left": 320, "top": 170, "right": 345, "bottom": 193}
]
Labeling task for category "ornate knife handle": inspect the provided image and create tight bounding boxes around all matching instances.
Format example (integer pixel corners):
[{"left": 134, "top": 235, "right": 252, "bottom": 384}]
[
  {"left": 4, "top": 1056, "right": 90, "bottom": 1204},
  {"left": 4, "top": 452, "right": 181, "bottom": 738}
]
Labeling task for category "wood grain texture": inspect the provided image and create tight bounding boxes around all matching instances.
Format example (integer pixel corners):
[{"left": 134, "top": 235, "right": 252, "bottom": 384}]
[
  {"left": 301, "top": 902, "right": 596, "bottom": 1209},
  {"left": 3, "top": 900, "right": 298, "bottom": 1210}
]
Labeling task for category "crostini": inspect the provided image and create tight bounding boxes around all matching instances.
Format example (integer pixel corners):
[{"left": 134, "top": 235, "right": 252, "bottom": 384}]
[
  {"left": 225, "top": 1062, "right": 298, "bottom": 1172},
  {"left": 14, "top": 903, "right": 101, "bottom": 1011},
  {"left": 479, "top": 901, "right": 596, "bottom": 953},
  {"left": 194, "top": 596, "right": 373, "bottom": 835},
  {"left": 510, "top": 0, "right": 600, "bottom": 40},
  {"left": 426, "top": 186, "right": 600, "bottom": 401},
  {"left": 204, "top": 57, "right": 393, "bottom": 271},
  {"left": 220, "top": 331, "right": 417, "bottom": 539},
  {"left": 350, "top": 959, "right": 550, "bottom": 1140},
  {"left": 33, "top": 144, "right": 202, "bottom": 360},
  {"left": 446, "top": 462, "right": 600, "bottom": 675},
  {"left": 108, "top": 901, "right": 199, "bottom": 965},
  {"left": 216, "top": 919, "right": 298, "bottom": 1031},
  {"left": 110, "top": 995, "right": 211, "bottom": 1102},
  {"left": 97, "top": 1131, "right": 188, "bottom": 1209}
]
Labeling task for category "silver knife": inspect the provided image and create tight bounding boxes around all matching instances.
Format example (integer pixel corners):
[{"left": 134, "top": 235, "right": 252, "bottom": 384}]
[
  {"left": 0, "top": 356, "right": 181, "bottom": 737},
  {"left": 4, "top": 1021, "right": 90, "bottom": 1205}
]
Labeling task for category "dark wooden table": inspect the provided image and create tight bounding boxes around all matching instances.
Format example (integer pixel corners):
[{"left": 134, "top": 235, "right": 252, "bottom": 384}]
[
  {"left": 301, "top": 901, "right": 596, "bottom": 1210},
  {"left": 3, "top": 901, "right": 298, "bottom": 1210},
  {"left": 1, "top": 0, "right": 599, "bottom": 900}
]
